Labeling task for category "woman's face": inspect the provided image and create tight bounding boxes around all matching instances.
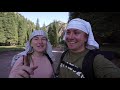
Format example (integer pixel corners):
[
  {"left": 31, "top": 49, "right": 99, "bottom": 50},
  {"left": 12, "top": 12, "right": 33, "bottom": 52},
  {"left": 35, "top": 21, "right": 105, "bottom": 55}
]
[
  {"left": 31, "top": 35, "right": 47, "bottom": 53},
  {"left": 66, "top": 29, "right": 88, "bottom": 52}
]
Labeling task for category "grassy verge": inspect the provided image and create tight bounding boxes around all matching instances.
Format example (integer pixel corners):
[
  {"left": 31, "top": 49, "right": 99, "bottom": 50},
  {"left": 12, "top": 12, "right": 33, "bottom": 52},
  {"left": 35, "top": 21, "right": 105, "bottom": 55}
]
[
  {"left": 0, "top": 45, "right": 120, "bottom": 54},
  {"left": 0, "top": 46, "right": 25, "bottom": 53}
]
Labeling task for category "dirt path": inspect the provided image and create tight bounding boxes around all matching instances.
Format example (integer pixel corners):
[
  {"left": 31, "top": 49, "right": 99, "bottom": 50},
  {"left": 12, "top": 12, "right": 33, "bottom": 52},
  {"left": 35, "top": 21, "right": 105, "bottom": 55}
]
[
  {"left": 0, "top": 51, "right": 21, "bottom": 78},
  {"left": 0, "top": 49, "right": 63, "bottom": 78}
]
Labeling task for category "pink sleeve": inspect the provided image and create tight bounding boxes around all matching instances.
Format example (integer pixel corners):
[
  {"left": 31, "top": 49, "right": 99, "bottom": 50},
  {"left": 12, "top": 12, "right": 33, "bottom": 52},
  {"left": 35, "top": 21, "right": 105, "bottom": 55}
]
[{"left": 9, "top": 57, "right": 24, "bottom": 78}]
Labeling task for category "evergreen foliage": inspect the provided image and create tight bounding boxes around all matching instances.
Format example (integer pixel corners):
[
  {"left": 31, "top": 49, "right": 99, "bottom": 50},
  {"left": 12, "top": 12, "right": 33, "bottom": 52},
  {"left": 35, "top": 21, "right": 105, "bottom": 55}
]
[
  {"left": 0, "top": 12, "right": 35, "bottom": 46},
  {"left": 69, "top": 12, "right": 120, "bottom": 44},
  {"left": 35, "top": 18, "right": 40, "bottom": 30}
]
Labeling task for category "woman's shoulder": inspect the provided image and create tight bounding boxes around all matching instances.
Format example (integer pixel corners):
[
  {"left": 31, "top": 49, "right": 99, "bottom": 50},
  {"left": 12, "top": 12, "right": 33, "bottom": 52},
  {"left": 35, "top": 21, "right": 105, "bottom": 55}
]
[{"left": 12, "top": 56, "right": 24, "bottom": 68}]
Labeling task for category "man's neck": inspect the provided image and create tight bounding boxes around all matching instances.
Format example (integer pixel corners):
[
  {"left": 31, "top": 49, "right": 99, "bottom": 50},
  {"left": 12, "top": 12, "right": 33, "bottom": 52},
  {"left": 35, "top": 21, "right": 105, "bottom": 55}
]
[{"left": 70, "top": 47, "right": 86, "bottom": 53}]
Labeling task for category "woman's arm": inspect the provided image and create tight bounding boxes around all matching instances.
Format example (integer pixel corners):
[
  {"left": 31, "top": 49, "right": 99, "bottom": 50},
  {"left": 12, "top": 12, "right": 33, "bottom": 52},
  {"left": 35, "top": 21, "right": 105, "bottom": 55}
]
[{"left": 9, "top": 57, "right": 37, "bottom": 78}]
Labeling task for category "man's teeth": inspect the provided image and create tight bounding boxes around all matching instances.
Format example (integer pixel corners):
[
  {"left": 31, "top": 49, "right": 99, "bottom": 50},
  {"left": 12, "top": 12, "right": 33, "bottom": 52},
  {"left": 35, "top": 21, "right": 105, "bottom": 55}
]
[{"left": 69, "top": 42, "right": 75, "bottom": 44}]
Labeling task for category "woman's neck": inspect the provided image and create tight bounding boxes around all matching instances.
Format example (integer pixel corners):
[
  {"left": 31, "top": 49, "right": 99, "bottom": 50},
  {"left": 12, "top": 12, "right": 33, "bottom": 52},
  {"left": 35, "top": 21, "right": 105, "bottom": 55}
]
[{"left": 32, "top": 51, "right": 44, "bottom": 58}]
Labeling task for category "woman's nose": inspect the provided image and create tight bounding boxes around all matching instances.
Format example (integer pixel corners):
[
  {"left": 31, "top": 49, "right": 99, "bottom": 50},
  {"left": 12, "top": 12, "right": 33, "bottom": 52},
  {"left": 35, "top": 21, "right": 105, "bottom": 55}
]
[{"left": 38, "top": 39, "right": 43, "bottom": 43}]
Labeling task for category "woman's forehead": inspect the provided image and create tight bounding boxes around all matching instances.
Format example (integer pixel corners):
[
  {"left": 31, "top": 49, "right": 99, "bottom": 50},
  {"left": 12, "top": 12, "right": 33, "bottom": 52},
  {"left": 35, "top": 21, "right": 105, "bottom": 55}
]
[{"left": 33, "top": 35, "right": 47, "bottom": 38}]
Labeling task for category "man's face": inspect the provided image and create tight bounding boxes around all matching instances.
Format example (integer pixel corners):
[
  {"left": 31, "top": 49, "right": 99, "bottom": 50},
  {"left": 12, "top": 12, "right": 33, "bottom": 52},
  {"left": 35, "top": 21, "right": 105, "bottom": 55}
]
[{"left": 66, "top": 29, "right": 87, "bottom": 52}]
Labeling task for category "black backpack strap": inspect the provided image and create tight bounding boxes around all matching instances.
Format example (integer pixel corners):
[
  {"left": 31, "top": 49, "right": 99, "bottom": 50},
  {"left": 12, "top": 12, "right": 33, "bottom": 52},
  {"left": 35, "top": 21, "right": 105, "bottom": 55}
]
[
  {"left": 55, "top": 49, "right": 69, "bottom": 77},
  {"left": 61, "top": 60, "right": 84, "bottom": 77},
  {"left": 82, "top": 49, "right": 100, "bottom": 79},
  {"left": 98, "top": 51, "right": 119, "bottom": 61},
  {"left": 60, "top": 49, "right": 69, "bottom": 62},
  {"left": 61, "top": 60, "right": 82, "bottom": 72},
  {"left": 59, "top": 49, "right": 86, "bottom": 78},
  {"left": 45, "top": 53, "right": 53, "bottom": 64}
]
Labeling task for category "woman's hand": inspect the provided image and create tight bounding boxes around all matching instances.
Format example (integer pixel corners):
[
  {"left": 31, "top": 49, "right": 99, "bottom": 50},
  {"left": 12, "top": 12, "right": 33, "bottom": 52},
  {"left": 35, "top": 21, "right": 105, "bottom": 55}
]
[
  {"left": 13, "top": 65, "right": 38, "bottom": 78},
  {"left": 9, "top": 56, "right": 38, "bottom": 78}
]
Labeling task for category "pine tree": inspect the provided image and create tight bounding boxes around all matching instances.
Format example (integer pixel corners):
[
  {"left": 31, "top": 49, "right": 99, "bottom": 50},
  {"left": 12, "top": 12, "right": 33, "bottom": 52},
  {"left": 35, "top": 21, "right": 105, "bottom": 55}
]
[
  {"left": 18, "top": 19, "right": 27, "bottom": 45},
  {"left": 26, "top": 20, "right": 35, "bottom": 41},
  {"left": 0, "top": 13, "right": 6, "bottom": 45},
  {"left": 35, "top": 18, "right": 40, "bottom": 30},
  {"left": 69, "top": 12, "right": 120, "bottom": 44},
  {"left": 3, "top": 12, "right": 18, "bottom": 45},
  {"left": 0, "top": 12, "right": 37, "bottom": 46},
  {"left": 48, "top": 21, "right": 58, "bottom": 47},
  {"left": 41, "top": 23, "right": 46, "bottom": 31}
]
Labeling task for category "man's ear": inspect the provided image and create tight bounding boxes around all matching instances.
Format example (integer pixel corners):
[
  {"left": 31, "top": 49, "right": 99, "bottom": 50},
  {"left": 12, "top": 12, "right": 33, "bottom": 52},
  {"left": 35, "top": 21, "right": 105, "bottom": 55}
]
[{"left": 84, "top": 33, "right": 88, "bottom": 42}]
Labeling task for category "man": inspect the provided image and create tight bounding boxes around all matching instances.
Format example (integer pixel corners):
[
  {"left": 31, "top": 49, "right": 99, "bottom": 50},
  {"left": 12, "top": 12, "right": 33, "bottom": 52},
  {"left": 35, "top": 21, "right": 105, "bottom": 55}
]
[{"left": 56, "top": 18, "right": 120, "bottom": 78}]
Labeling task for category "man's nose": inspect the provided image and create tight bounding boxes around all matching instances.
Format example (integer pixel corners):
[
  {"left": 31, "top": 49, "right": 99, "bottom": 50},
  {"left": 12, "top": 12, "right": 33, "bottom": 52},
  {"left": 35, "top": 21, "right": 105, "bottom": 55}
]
[{"left": 69, "top": 32, "right": 75, "bottom": 39}]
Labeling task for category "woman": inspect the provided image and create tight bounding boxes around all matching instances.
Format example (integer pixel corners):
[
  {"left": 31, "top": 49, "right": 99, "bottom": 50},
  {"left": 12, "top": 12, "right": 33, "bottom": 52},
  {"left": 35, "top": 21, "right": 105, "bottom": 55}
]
[{"left": 9, "top": 30, "right": 55, "bottom": 78}]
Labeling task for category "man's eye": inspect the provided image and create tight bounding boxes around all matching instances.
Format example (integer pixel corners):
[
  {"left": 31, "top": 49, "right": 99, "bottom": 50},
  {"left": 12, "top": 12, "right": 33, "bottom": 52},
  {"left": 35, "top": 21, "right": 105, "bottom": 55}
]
[
  {"left": 67, "top": 32, "right": 70, "bottom": 35},
  {"left": 74, "top": 31, "right": 81, "bottom": 35},
  {"left": 74, "top": 32, "right": 79, "bottom": 34}
]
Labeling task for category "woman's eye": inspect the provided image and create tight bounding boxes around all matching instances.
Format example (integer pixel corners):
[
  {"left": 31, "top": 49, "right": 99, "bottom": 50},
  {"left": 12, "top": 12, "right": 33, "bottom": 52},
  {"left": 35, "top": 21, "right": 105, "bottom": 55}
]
[
  {"left": 33, "top": 38, "right": 38, "bottom": 40},
  {"left": 42, "top": 38, "right": 47, "bottom": 41}
]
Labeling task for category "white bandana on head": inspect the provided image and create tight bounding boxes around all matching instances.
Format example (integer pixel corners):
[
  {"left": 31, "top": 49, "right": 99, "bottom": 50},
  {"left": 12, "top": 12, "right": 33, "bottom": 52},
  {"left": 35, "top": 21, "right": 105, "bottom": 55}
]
[
  {"left": 18, "top": 30, "right": 55, "bottom": 61},
  {"left": 63, "top": 18, "right": 99, "bottom": 50}
]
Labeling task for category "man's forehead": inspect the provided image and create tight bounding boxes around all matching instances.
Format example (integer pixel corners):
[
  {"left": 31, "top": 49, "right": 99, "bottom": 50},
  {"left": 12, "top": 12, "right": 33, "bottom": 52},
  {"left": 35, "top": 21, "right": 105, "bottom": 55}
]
[{"left": 67, "top": 28, "right": 82, "bottom": 32}]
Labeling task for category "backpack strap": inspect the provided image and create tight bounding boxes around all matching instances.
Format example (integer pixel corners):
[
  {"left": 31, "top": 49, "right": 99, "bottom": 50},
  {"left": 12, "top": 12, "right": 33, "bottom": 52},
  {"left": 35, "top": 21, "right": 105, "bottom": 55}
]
[
  {"left": 61, "top": 60, "right": 82, "bottom": 72},
  {"left": 82, "top": 49, "right": 100, "bottom": 79},
  {"left": 61, "top": 60, "right": 84, "bottom": 77},
  {"left": 98, "top": 51, "right": 119, "bottom": 61},
  {"left": 45, "top": 53, "right": 53, "bottom": 64},
  {"left": 60, "top": 49, "right": 69, "bottom": 62},
  {"left": 57, "top": 49, "right": 85, "bottom": 78},
  {"left": 58, "top": 49, "right": 101, "bottom": 78},
  {"left": 55, "top": 49, "right": 69, "bottom": 77}
]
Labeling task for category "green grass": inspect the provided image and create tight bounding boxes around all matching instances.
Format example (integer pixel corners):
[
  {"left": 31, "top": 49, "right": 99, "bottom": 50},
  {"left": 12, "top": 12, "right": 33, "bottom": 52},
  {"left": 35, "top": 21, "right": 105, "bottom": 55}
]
[
  {"left": 0, "top": 46, "right": 25, "bottom": 53},
  {"left": 0, "top": 45, "right": 120, "bottom": 54}
]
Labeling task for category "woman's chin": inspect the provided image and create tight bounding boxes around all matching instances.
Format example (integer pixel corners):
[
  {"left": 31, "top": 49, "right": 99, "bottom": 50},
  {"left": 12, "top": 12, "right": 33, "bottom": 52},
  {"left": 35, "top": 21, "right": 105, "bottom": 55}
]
[{"left": 35, "top": 50, "right": 45, "bottom": 53}]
